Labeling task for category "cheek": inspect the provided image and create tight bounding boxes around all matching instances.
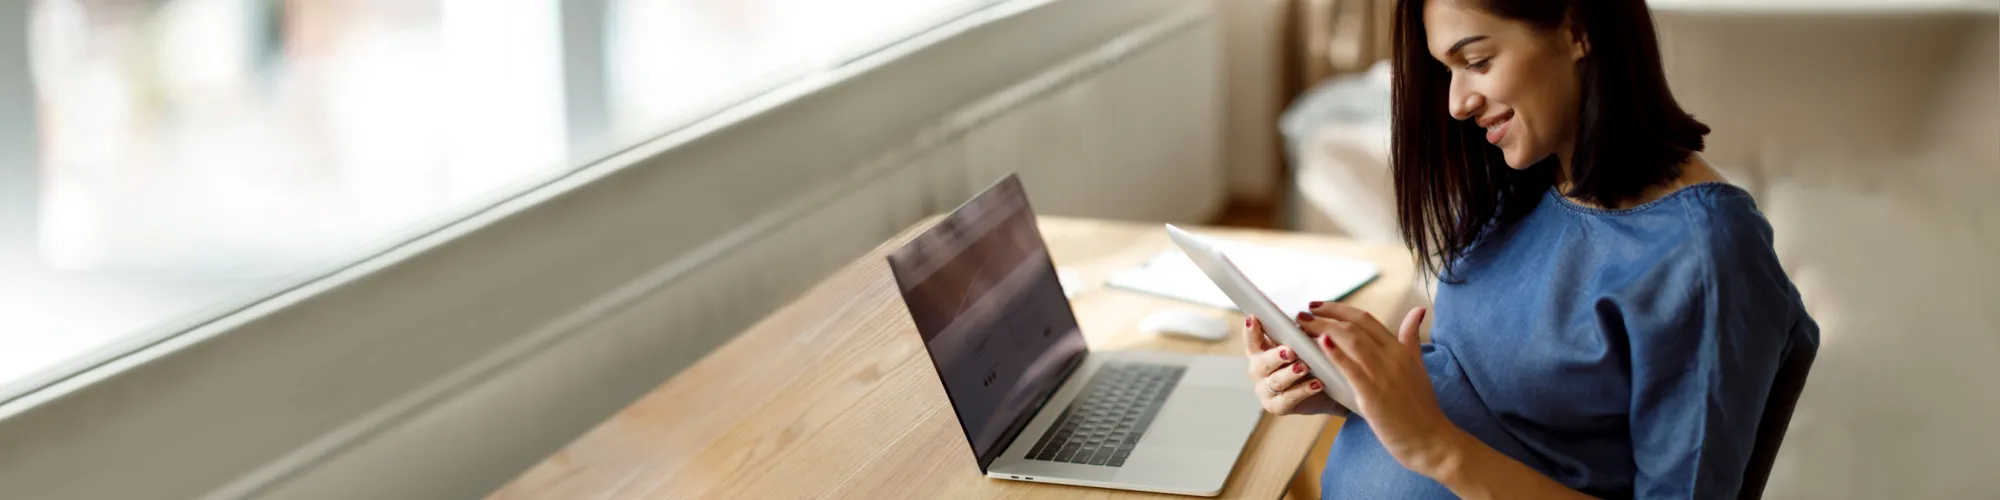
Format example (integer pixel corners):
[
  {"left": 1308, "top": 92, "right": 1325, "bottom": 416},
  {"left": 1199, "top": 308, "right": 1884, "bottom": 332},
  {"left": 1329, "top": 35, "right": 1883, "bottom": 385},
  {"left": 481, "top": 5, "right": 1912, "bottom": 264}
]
[
  {"left": 1526, "top": 60, "right": 1584, "bottom": 143},
  {"left": 1482, "top": 66, "right": 1537, "bottom": 141},
  {"left": 1495, "top": 63, "right": 1573, "bottom": 151}
]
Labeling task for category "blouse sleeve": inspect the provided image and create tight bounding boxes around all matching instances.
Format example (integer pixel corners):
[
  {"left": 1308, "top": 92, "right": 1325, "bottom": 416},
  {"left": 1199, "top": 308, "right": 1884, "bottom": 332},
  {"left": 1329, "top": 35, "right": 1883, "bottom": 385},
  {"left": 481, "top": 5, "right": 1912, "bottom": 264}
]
[{"left": 1625, "top": 210, "right": 1808, "bottom": 499}]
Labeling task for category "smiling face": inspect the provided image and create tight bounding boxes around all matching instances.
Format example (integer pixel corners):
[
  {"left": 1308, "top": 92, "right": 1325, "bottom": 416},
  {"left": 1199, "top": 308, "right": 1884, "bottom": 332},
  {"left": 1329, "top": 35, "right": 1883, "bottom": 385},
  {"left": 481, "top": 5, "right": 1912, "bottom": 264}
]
[{"left": 1423, "top": 0, "right": 1588, "bottom": 170}]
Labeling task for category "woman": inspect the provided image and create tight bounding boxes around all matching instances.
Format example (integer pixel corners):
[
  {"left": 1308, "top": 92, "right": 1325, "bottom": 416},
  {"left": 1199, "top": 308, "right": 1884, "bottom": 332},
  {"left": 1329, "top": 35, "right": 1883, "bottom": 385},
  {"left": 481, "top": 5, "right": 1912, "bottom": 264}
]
[{"left": 1242, "top": 0, "right": 1819, "bottom": 498}]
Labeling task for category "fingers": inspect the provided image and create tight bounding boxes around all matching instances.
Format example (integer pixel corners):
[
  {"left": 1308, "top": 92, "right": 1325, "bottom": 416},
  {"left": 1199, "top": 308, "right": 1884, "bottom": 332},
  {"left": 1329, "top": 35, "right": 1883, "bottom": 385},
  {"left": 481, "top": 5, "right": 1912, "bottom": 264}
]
[
  {"left": 1297, "top": 310, "right": 1380, "bottom": 358},
  {"left": 1291, "top": 310, "right": 1333, "bottom": 335},
  {"left": 1318, "top": 331, "right": 1370, "bottom": 380},
  {"left": 1398, "top": 307, "right": 1428, "bottom": 347},
  {"left": 1246, "top": 342, "right": 1295, "bottom": 380},
  {"left": 1266, "top": 377, "right": 1326, "bottom": 414},
  {"left": 1241, "top": 316, "right": 1276, "bottom": 355},
  {"left": 1306, "top": 302, "right": 1396, "bottom": 344},
  {"left": 1263, "top": 358, "right": 1312, "bottom": 394},
  {"left": 1308, "top": 301, "right": 1375, "bottom": 324}
]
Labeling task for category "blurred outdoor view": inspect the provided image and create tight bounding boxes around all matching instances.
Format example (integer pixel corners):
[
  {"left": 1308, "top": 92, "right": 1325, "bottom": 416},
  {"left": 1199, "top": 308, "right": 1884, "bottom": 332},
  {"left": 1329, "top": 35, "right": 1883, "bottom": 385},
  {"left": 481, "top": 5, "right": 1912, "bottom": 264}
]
[{"left": 0, "top": 0, "right": 997, "bottom": 399}]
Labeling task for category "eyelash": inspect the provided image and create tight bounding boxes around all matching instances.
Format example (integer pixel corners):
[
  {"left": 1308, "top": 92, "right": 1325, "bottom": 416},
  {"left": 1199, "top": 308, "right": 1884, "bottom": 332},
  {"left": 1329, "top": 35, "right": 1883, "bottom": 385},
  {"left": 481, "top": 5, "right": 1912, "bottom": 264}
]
[{"left": 1466, "top": 58, "right": 1491, "bottom": 72}]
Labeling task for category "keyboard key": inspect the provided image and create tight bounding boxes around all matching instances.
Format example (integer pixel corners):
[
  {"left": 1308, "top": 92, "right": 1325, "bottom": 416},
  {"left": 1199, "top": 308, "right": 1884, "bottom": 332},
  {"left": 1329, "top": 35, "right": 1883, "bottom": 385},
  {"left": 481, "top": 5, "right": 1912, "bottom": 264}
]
[
  {"left": 1028, "top": 417, "right": 1068, "bottom": 457},
  {"left": 1024, "top": 362, "right": 1184, "bottom": 467}
]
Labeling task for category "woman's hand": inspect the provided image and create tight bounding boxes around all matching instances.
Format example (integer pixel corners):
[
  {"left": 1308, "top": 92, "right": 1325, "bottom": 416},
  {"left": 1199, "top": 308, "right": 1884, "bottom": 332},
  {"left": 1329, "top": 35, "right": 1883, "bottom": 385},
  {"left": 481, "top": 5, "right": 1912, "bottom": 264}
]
[
  {"left": 1240, "top": 316, "right": 1342, "bottom": 416},
  {"left": 1298, "top": 303, "right": 1464, "bottom": 475}
]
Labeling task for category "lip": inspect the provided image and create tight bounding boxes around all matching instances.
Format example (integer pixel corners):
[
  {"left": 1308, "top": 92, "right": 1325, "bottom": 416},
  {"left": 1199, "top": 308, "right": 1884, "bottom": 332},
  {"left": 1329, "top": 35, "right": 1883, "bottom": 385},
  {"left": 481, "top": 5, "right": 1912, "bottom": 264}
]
[{"left": 1481, "top": 111, "right": 1514, "bottom": 145}]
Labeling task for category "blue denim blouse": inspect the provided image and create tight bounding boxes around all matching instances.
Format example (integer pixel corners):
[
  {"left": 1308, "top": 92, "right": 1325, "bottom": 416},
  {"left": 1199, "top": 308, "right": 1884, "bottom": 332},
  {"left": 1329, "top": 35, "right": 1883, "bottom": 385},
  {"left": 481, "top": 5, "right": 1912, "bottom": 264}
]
[{"left": 1319, "top": 184, "right": 1819, "bottom": 499}]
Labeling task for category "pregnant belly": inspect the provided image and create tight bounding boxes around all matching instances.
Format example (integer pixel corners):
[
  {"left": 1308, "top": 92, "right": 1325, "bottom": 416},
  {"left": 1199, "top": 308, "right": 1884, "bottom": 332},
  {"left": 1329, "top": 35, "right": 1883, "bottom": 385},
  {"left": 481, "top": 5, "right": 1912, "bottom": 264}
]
[
  {"left": 1317, "top": 343, "right": 1535, "bottom": 499},
  {"left": 1318, "top": 417, "right": 1458, "bottom": 499}
]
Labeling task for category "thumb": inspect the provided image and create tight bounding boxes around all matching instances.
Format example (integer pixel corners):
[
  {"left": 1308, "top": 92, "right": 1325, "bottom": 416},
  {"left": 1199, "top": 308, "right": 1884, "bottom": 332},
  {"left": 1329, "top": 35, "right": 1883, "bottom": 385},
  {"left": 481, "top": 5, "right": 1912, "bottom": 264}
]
[{"left": 1397, "top": 307, "right": 1428, "bottom": 347}]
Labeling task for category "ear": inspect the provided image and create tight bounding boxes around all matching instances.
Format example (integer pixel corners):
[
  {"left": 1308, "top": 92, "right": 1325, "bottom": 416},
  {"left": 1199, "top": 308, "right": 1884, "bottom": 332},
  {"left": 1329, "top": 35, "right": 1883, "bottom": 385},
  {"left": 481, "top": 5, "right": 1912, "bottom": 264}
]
[{"left": 1562, "top": 14, "right": 1589, "bottom": 61}]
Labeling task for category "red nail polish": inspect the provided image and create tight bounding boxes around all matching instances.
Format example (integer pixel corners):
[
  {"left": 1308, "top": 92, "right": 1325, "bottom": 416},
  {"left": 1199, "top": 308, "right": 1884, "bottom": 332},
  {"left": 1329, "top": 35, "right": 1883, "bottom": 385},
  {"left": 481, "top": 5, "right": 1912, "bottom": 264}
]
[
  {"left": 1278, "top": 348, "right": 1290, "bottom": 361},
  {"left": 1309, "top": 380, "right": 1323, "bottom": 390},
  {"left": 1294, "top": 362, "right": 1307, "bottom": 373},
  {"left": 1296, "top": 311, "right": 1313, "bottom": 322},
  {"left": 1245, "top": 317, "right": 1252, "bottom": 327},
  {"left": 1309, "top": 301, "right": 1323, "bottom": 308}
]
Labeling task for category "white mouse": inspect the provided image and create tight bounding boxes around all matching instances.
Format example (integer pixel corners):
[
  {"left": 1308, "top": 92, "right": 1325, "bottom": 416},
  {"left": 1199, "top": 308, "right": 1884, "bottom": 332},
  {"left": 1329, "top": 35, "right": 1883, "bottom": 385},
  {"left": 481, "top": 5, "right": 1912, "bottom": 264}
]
[{"left": 1139, "top": 309, "right": 1231, "bottom": 342}]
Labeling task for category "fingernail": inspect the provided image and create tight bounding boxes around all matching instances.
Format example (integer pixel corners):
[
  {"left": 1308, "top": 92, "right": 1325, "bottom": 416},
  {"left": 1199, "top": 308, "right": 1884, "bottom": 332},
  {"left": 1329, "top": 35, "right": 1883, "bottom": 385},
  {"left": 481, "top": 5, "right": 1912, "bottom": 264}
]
[
  {"left": 1293, "top": 363, "right": 1307, "bottom": 373},
  {"left": 1296, "top": 311, "right": 1313, "bottom": 322},
  {"left": 1278, "top": 348, "right": 1290, "bottom": 360},
  {"left": 1245, "top": 317, "right": 1252, "bottom": 327},
  {"left": 1309, "top": 380, "right": 1323, "bottom": 390},
  {"left": 1309, "top": 301, "right": 1323, "bottom": 308}
]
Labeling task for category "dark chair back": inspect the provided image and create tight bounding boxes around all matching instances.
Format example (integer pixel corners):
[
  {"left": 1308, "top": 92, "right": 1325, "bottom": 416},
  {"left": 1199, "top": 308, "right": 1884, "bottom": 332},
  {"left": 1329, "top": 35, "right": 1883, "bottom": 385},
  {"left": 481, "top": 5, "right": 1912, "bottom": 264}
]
[{"left": 1736, "top": 341, "right": 1817, "bottom": 500}]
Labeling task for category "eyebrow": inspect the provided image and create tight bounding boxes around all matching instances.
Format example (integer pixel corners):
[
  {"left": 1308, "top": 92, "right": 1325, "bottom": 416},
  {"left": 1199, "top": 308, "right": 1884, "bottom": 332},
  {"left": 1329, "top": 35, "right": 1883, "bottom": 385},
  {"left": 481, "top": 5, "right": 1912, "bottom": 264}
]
[{"left": 1445, "top": 35, "right": 1489, "bottom": 57}]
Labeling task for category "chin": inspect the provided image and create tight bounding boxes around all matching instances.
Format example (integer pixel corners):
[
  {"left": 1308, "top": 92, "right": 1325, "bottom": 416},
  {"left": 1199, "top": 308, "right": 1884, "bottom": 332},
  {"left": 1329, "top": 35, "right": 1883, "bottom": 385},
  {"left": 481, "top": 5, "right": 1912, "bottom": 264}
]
[{"left": 1500, "top": 150, "right": 1534, "bottom": 170}]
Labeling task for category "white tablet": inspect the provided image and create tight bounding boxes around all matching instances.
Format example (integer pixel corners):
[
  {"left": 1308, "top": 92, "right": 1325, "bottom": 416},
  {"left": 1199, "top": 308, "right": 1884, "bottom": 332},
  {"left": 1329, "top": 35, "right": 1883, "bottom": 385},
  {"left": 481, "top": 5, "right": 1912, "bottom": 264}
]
[{"left": 1165, "top": 224, "right": 1358, "bottom": 411}]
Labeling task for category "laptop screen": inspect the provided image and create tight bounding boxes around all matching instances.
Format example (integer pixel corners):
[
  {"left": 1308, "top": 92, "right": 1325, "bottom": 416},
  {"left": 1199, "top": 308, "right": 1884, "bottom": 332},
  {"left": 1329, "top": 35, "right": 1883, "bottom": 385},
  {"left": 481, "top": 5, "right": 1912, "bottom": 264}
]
[{"left": 886, "top": 174, "right": 1088, "bottom": 472}]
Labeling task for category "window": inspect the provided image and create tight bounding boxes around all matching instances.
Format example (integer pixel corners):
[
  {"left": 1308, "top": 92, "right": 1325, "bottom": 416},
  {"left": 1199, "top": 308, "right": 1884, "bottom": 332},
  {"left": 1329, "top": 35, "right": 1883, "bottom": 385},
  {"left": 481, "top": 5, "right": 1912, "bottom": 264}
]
[{"left": 1, "top": 0, "right": 999, "bottom": 404}]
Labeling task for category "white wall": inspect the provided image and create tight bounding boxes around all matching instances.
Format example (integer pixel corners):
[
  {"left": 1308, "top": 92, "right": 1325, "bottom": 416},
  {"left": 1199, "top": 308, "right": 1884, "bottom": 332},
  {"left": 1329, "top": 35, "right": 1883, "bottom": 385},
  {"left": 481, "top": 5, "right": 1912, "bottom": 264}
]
[
  {"left": 1914, "top": 17, "right": 2000, "bottom": 238},
  {"left": 1216, "top": 0, "right": 1287, "bottom": 202},
  {"left": 1656, "top": 12, "right": 2000, "bottom": 499}
]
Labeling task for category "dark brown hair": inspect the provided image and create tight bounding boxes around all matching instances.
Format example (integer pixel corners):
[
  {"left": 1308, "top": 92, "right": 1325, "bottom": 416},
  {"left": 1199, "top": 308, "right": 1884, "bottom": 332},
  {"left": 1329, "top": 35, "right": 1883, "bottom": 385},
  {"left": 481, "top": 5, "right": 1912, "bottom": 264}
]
[{"left": 1391, "top": 0, "right": 1709, "bottom": 281}]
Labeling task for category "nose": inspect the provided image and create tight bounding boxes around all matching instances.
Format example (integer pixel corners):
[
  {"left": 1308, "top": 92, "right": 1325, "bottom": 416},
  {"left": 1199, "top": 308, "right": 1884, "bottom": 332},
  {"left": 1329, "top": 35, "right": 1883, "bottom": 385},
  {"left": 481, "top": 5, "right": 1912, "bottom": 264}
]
[{"left": 1447, "top": 73, "right": 1483, "bottom": 121}]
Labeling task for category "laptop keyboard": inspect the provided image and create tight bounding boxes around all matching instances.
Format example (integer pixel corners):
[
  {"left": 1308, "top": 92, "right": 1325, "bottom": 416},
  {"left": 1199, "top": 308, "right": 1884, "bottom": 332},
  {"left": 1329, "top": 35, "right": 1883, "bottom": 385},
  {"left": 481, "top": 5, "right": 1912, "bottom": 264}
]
[{"left": 1024, "top": 362, "right": 1186, "bottom": 467}]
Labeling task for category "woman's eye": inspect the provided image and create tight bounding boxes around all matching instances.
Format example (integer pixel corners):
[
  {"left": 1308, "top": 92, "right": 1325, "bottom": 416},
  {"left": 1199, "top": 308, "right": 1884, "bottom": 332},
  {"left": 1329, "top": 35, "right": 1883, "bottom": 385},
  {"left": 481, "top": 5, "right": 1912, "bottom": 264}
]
[{"left": 1467, "top": 58, "right": 1491, "bottom": 71}]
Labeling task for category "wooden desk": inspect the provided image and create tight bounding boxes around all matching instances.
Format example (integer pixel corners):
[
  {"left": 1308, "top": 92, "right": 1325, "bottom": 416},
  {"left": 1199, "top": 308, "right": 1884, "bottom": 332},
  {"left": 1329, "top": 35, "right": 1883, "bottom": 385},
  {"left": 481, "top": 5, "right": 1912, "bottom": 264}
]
[{"left": 491, "top": 216, "right": 1414, "bottom": 499}]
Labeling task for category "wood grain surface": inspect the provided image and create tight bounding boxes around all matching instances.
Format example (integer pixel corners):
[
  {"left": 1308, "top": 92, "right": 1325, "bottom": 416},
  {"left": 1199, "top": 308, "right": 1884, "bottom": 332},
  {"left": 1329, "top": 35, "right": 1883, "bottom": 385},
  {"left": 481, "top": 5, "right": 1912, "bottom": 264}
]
[{"left": 491, "top": 216, "right": 1414, "bottom": 499}]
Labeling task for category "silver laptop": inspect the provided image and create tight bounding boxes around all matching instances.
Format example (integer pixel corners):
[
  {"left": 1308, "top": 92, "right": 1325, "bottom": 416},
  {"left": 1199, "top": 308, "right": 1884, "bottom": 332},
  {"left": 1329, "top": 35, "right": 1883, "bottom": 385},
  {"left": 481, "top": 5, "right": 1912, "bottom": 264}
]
[{"left": 887, "top": 174, "right": 1262, "bottom": 497}]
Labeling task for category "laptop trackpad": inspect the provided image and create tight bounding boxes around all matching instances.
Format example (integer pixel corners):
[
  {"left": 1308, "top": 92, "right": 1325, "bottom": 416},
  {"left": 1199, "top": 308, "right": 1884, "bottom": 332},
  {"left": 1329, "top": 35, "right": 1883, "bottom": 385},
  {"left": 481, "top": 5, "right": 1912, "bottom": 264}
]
[{"left": 1141, "top": 386, "right": 1260, "bottom": 450}]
